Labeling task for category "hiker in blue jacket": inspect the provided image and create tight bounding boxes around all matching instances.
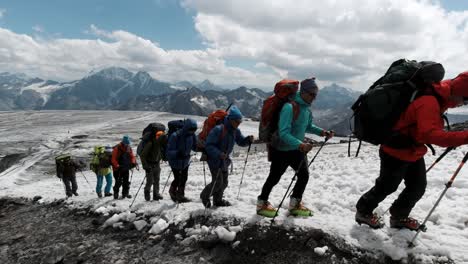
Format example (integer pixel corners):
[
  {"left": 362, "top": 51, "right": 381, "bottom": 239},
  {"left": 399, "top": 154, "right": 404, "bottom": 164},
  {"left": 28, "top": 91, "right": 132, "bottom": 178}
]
[
  {"left": 166, "top": 118, "right": 198, "bottom": 203},
  {"left": 200, "top": 106, "right": 254, "bottom": 208}
]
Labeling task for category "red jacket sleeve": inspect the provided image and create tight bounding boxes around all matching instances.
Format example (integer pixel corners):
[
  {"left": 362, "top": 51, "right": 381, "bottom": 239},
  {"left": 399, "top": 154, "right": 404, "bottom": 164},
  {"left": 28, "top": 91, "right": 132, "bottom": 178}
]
[
  {"left": 414, "top": 96, "right": 468, "bottom": 147},
  {"left": 129, "top": 148, "right": 137, "bottom": 165},
  {"left": 111, "top": 146, "right": 120, "bottom": 170}
]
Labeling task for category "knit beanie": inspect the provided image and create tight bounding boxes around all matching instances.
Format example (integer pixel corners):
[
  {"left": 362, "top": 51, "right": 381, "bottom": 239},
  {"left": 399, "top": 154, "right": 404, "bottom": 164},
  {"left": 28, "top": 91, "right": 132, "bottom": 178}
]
[
  {"left": 227, "top": 106, "right": 243, "bottom": 120},
  {"left": 300, "top": 77, "right": 319, "bottom": 94},
  {"left": 122, "top": 135, "right": 131, "bottom": 145}
]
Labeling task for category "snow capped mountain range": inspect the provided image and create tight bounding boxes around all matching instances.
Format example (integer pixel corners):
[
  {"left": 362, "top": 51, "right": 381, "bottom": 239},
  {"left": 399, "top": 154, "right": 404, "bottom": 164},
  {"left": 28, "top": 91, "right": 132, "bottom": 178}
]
[{"left": 0, "top": 68, "right": 364, "bottom": 135}]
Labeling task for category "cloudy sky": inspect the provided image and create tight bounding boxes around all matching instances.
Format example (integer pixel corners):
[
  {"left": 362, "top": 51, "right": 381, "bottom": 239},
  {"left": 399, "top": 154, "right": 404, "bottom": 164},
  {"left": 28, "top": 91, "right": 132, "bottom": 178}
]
[{"left": 0, "top": 0, "right": 467, "bottom": 91}]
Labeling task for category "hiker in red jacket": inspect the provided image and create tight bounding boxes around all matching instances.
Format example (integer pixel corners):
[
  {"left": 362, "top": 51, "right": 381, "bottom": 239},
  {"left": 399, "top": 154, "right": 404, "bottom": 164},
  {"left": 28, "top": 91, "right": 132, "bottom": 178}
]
[
  {"left": 112, "top": 135, "right": 138, "bottom": 199},
  {"left": 356, "top": 72, "right": 468, "bottom": 230}
]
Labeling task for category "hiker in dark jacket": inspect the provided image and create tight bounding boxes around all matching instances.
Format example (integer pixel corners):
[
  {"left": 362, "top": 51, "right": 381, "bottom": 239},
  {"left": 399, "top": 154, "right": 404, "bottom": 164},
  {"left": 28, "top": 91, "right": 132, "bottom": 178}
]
[
  {"left": 200, "top": 106, "right": 254, "bottom": 208},
  {"left": 166, "top": 118, "right": 198, "bottom": 203},
  {"left": 57, "top": 156, "right": 86, "bottom": 198},
  {"left": 356, "top": 72, "right": 468, "bottom": 230},
  {"left": 111, "top": 135, "right": 138, "bottom": 199},
  {"left": 257, "top": 78, "right": 334, "bottom": 218},
  {"left": 141, "top": 131, "right": 167, "bottom": 201}
]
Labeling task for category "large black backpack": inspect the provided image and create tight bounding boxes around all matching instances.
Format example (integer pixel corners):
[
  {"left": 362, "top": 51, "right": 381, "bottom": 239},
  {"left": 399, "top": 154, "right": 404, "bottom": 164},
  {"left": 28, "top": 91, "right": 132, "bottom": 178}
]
[
  {"left": 136, "top": 123, "right": 166, "bottom": 156},
  {"left": 350, "top": 59, "right": 445, "bottom": 154},
  {"left": 167, "top": 120, "right": 185, "bottom": 138},
  {"left": 55, "top": 154, "right": 71, "bottom": 179}
]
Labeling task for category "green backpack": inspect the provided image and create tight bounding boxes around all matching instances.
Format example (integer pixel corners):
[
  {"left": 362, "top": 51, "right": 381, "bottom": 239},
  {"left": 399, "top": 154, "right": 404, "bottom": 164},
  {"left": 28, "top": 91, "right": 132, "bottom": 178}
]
[{"left": 90, "top": 146, "right": 112, "bottom": 173}]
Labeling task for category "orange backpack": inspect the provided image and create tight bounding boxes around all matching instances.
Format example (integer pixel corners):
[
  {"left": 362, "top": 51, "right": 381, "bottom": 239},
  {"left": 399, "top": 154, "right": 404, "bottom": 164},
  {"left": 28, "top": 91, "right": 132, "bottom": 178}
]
[
  {"left": 259, "top": 79, "right": 299, "bottom": 143},
  {"left": 198, "top": 109, "right": 229, "bottom": 143}
]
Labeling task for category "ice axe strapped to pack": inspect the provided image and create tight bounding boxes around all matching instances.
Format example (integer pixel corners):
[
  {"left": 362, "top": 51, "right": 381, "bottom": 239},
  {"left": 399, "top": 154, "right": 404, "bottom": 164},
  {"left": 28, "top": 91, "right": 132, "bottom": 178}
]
[{"left": 349, "top": 59, "right": 445, "bottom": 156}]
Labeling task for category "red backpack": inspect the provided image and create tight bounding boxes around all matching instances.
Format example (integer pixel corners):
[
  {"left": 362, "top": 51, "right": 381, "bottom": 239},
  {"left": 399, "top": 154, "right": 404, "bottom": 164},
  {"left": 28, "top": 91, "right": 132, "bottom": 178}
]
[
  {"left": 198, "top": 109, "right": 229, "bottom": 144},
  {"left": 259, "top": 79, "right": 300, "bottom": 143}
]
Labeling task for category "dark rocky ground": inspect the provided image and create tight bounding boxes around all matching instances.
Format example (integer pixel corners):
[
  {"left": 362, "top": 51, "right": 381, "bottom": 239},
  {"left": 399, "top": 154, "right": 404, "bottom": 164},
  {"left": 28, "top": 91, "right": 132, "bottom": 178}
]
[{"left": 0, "top": 198, "right": 456, "bottom": 264}]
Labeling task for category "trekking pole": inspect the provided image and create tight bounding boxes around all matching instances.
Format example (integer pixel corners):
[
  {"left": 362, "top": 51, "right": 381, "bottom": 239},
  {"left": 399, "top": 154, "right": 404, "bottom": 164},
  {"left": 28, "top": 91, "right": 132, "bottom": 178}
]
[
  {"left": 426, "top": 147, "right": 455, "bottom": 173},
  {"left": 272, "top": 138, "right": 329, "bottom": 224},
  {"left": 203, "top": 161, "right": 207, "bottom": 186},
  {"left": 287, "top": 139, "right": 329, "bottom": 197},
  {"left": 237, "top": 143, "right": 252, "bottom": 200},
  {"left": 408, "top": 151, "right": 468, "bottom": 248},
  {"left": 129, "top": 175, "right": 146, "bottom": 208},
  {"left": 161, "top": 170, "right": 172, "bottom": 194},
  {"left": 78, "top": 169, "right": 92, "bottom": 187},
  {"left": 378, "top": 147, "right": 455, "bottom": 221},
  {"left": 129, "top": 169, "right": 134, "bottom": 184}
]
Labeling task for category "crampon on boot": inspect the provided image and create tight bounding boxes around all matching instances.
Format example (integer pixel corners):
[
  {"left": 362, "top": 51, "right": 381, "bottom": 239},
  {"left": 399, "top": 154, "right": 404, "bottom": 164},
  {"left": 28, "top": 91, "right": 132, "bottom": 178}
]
[
  {"left": 256, "top": 199, "right": 277, "bottom": 218},
  {"left": 390, "top": 217, "right": 426, "bottom": 232},
  {"left": 289, "top": 198, "right": 313, "bottom": 217},
  {"left": 355, "top": 211, "right": 384, "bottom": 229}
]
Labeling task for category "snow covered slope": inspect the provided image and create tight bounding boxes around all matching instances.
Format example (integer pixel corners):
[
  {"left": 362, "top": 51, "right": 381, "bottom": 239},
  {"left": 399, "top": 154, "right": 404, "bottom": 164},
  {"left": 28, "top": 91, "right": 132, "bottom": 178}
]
[{"left": 0, "top": 110, "right": 467, "bottom": 263}]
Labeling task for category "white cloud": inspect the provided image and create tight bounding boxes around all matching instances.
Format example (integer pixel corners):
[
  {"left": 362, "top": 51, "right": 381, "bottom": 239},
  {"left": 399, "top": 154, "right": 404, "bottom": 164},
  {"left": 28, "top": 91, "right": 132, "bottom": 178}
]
[
  {"left": 0, "top": 25, "right": 277, "bottom": 88},
  {"left": 1, "top": 1, "right": 467, "bottom": 91},
  {"left": 182, "top": 0, "right": 468, "bottom": 90}
]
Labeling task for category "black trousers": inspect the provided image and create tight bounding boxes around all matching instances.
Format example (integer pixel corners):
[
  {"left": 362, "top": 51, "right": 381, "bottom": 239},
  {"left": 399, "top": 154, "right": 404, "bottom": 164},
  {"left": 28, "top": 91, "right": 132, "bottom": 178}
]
[
  {"left": 200, "top": 167, "right": 229, "bottom": 203},
  {"left": 63, "top": 174, "right": 78, "bottom": 196},
  {"left": 113, "top": 169, "right": 130, "bottom": 196},
  {"left": 356, "top": 149, "right": 427, "bottom": 218},
  {"left": 170, "top": 167, "right": 189, "bottom": 194},
  {"left": 259, "top": 149, "right": 309, "bottom": 201}
]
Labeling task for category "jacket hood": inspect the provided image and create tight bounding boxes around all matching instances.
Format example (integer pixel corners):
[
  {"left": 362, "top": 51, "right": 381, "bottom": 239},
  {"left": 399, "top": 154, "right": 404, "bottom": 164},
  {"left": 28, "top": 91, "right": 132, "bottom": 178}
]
[
  {"left": 432, "top": 72, "right": 468, "bottom": 109},
  {"left": 182, "top": 118, "right": 197, "bottom": 132}
]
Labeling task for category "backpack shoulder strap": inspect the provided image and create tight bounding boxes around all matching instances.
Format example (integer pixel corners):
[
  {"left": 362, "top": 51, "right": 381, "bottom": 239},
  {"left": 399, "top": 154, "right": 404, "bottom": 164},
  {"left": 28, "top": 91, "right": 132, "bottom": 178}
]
[{"left": 291, "top": 101, "right": 300, "bottom": 121}]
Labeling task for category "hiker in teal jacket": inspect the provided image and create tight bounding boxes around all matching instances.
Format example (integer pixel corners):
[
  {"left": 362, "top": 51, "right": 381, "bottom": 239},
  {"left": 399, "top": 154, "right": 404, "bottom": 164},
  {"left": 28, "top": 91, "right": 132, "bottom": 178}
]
[{"left": 257, "top": 77, "right": 334, "bottom": 218}]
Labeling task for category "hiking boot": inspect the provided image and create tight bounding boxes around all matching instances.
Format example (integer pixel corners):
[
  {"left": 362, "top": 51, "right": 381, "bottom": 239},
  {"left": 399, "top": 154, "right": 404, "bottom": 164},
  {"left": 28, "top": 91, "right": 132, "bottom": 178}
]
[
  {"left": 153, "top": 193, "right": 163, "bottom": 201},
  {"left": 176, "top": 196, "right": 191, "bottom": 203},
  {"left": 104, "top": 192, "right": 113, "bottom": 197},
  {"left": 202, "top": 198, "right": 211, "bottom": 208},
  {"left": 169, "top": 186, "right": 177, "bottom": 202},
  {"left": 125, "top": 194, "right": 132, "bottom": 199},
  {"left": 214, "top": 199, "right": 231, "bottom": 207},
  {"left": 355, "top": 211, "right": 384, "bottom": 229},
  {"left": 72, "top": 192, "right": 79, "bottom": 196},
  {"left": 390, "top": 217, "right": 425, "bottom": 231},
  {"left": 113, "top": 192, "right": 119, "bottom": 199},
  {"left": 97, "top": 192, "right": 102, "bottom": 198},
  {"left": 289, "top": 198, "right": 312, "bottom": 217},
  {"left": 256, "top": 199, "right": 277, "bottom": 218},
  {"left": 144, "top": 191, "right": 150, "bottom": 201}
]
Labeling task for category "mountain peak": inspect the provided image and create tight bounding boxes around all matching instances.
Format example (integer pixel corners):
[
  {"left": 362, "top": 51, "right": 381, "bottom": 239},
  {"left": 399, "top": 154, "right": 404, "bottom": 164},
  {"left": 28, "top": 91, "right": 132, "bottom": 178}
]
[
  {"left": 89, "top": 67, "right": 133, "bottom": 80},
  {"left": 197, "top": 79, "right": 224, "bottom": 91}
]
